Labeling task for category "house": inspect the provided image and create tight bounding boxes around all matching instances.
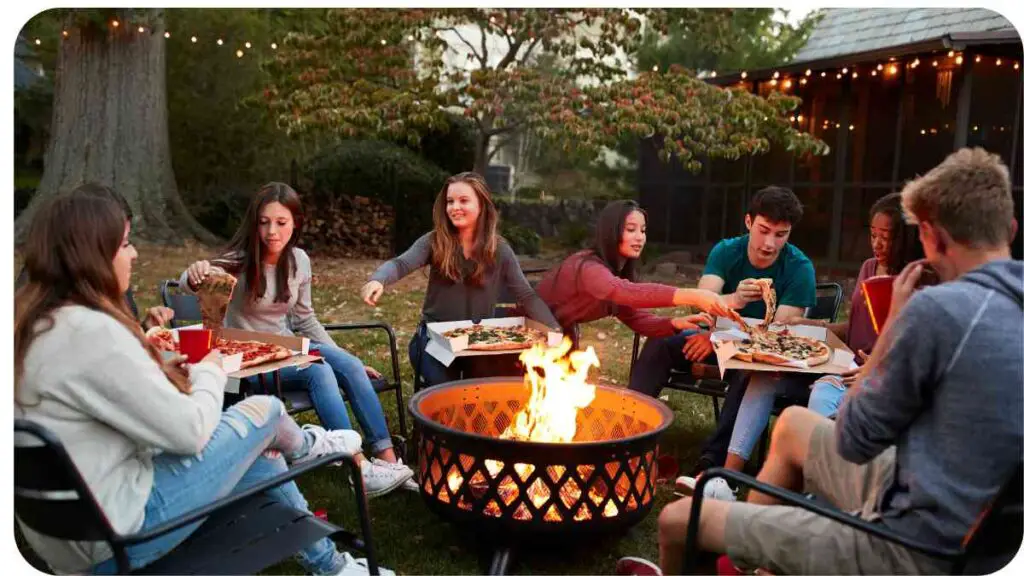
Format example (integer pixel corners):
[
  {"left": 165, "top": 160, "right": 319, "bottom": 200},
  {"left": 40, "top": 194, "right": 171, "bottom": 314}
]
[{"left": 638, "top": 8, "right": 1023, "bottom": 267}]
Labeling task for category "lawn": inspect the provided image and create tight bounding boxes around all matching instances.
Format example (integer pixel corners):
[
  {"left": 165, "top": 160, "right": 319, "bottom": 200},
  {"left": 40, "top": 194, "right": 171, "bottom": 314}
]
[{"left": 16, "top": 242, "right": 725, "bottom": 575}]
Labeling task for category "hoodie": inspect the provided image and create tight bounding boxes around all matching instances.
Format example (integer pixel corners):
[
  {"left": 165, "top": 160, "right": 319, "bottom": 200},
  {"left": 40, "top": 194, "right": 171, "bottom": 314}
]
[{"left": 836, "top": 258, "right": 1023, "bottom": 551}]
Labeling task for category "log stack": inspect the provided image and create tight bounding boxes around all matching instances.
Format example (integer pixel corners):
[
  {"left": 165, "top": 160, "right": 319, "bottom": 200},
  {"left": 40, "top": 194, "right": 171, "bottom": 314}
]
[{"left": 300, "top": 194, "right": 394, "bottom": 259}]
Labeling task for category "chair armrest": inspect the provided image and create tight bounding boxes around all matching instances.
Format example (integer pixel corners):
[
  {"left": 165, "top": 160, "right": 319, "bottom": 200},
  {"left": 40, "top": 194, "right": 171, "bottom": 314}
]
[
  {"left": 683, "top": 468, "right": 963, "bottom": 573},
  {"left": 322, "top": 322, "right": 401, "bottom": 385},
  {"left": 116, "top": 452, "right": 354, "bottom": 545}
]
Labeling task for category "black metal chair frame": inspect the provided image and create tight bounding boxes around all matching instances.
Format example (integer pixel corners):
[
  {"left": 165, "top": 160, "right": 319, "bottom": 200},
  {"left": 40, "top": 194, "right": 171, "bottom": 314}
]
[
  {"left": 15, "top": 419, "right": 380, "bottom": 575},
  {"left": 159, "top": 280, "right": 408, "bottom": 444},
  {"left": 683, "top": 466, "right": 1023, "bottom": 575}
]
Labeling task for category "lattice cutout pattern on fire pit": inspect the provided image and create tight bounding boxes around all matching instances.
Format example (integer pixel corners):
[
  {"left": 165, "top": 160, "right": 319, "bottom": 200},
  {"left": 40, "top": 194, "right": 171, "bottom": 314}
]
[{"left": 411, "top": 379, "right": 672, "bottom": 534}]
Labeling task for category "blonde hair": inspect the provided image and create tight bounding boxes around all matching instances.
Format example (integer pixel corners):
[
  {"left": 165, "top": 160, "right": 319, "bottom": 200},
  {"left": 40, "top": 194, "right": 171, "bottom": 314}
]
[
  {"left": 900, "top": 147, "right": 1014, "bottom": 248},
  {"left": 430, "top": 172, "right": 499, "bottom": 286}
]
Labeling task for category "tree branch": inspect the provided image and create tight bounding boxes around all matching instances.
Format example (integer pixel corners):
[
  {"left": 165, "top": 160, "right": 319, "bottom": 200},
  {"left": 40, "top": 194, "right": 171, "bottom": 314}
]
[
  {"left": 437, "top": 25, "right": 485, "bottom": 66},
  {"left": 477, "top": 21, "right": 489, "bottom": 67}
]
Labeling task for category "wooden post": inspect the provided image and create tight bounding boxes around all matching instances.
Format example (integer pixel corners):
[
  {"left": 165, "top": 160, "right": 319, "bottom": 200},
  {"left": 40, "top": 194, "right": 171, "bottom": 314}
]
[
  {"left": 828, "top": 77, "right": 853, "bottom": 263},
  {"left": 1010, "top": 64, "right": 1023, "bottom": 185},
  {"left": 954, "top": 50, "right": 976, "bottom": 150}
]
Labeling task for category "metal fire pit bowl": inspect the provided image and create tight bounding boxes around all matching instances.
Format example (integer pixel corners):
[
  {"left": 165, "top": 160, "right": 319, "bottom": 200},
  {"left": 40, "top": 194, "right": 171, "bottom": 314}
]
[{"left": 409, "top": 377, "right": 674, "bottom": 537}]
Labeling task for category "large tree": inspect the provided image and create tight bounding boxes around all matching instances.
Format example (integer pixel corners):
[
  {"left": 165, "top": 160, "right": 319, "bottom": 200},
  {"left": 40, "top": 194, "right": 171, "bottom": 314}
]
[
  {"left": 264, "top": 8, "right": 828, "bottom": 175},
  {"left": 15, "top": 9, "right": 215, "bottom": 244}
]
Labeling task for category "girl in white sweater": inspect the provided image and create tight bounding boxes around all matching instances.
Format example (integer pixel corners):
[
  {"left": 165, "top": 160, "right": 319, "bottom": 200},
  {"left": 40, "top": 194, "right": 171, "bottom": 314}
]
[{"left": 14, "top": 185, "right": 385, "bottom": 575}]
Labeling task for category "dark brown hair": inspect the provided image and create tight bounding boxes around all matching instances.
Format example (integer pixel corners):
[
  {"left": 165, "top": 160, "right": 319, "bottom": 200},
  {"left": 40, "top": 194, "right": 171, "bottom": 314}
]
[
  {"left": 214, "top": 182, "right": 304, "bottom": 303},
  {"left": 429, "top": 172, "right": 499, "bottom": 286},
  {"left": 590, "top": 199, "right": 647, "bottom": 281},
  {"left": 747, "top": 186, "right": 804, "bottom": 226},
  {"left": 869, "top": 192, "right": 918, "bottom": 274},
  {"left": 15, "top": 184, "right": 189, "bottom": 397}
]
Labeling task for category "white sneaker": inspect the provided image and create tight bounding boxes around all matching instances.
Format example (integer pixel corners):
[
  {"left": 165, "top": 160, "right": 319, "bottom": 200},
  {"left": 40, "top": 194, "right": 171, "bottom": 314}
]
[
  {"left": 331, "top": 551, "right": 396, "bottom": 576},
  {"left": 371, "top": 458, "right": 418, "bottom": 492},
  {"left": 293, "top": 425, "right": 363, "bottom": 465},
  {"left": 674, "top": 475, "right": 737, "bottom": 502},
  {"left": 358, "top": 459, "right": 414, "bottom": 498}
]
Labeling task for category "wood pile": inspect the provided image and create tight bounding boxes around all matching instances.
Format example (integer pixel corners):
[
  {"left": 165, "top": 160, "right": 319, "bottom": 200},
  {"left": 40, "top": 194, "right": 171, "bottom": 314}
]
[{"left": 300, "top": 194, "right": 394, "bottom": 259}]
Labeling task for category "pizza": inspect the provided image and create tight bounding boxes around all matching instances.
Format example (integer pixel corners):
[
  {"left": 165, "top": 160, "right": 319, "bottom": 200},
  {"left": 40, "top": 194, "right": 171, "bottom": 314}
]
[
  {"left": 214, "top": 338, "right": 293, "bottom": 369},
  {"left": 146, "top": 326, "right": 178, "bottom": 352},
  {"left": 443, "top": 325, "right": 547, "bottom": 351},
  {"left": 733, "top": 329, "right": 831, "bottom": 367},
  {"left": 754, "top": 278, "right": 777, "bottom": 326},
  {"left": 195, "top": 270, "right": 237, "bottom": 333}
]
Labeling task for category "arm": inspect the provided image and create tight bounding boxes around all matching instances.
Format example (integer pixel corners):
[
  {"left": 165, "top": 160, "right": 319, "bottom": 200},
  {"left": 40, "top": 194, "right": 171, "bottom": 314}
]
[
  {"left": 501, "top": 245, "right": 561, "bottom": 330},
  {"left": 834, "top": 293, "right": 944, "bottom": 463},
  {"left": 56, "top": 321, "right": 226, "bottom": 455},
  {"left": 369, "top": 233, "right": 432, "bottom": 286},
  {"left": 574, "top": 259, "right": 677, "bottom": 309},
  {"left": 615, "top": 306, "right": 677, "bottom": 338}
]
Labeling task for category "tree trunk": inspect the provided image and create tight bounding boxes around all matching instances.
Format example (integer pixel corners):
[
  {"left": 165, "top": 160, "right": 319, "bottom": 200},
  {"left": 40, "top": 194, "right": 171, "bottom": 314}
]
[
  {"left": 473, "top": 132, "right": 492, "bottom": 175},
  {"left": 15, "top": 9, "right": 216, "bottom": 245}
]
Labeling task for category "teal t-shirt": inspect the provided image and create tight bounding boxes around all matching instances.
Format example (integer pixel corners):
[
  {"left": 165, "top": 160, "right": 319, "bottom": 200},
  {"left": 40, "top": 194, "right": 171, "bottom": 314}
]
[{"left": 703, "top": 235, "right": 817, "bottom": 319}]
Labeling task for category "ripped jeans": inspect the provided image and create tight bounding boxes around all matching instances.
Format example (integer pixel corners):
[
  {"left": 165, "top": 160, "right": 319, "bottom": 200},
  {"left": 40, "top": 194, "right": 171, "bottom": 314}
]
[{"left": 91, "top": 396, "right": 346, "bottom": 575}]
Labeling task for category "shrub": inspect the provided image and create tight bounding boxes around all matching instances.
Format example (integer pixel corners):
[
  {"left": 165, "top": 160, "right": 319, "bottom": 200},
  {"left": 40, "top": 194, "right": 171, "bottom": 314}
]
[
  {"left": 501, "top": 223, "right": 541, "bottom": 256},
  {"left": 401, "top": 114, "right": 477, "bottom": 176},
  {"left": 559, "top": 221, "right": 592, "bottom": 250},
  {"left": 306, "top": 140, "right": 450, "bottom": 252},
  {"left": 514, "top": 185, "right": 543, "bottom": 200}
]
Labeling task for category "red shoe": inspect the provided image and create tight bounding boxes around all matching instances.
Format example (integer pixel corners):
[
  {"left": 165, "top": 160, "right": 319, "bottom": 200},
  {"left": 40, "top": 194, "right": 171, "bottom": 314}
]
[{"left": 616, "top": 557, "right": 662, "bottom": 576}]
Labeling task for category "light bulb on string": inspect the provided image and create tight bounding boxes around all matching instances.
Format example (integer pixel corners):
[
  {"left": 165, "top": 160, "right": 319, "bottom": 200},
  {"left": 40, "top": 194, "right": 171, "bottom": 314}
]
[
  {"left": 797, "top": 114, "right": 804, "bottom": 122},
  {"left": 112, "top": 20, "right": 119, "bottom": 28},
  {"left": 191, "top": 36, "right": 197, "bottom": 43},
  {"left": 773, "top": 71, "right": 780, "bottom": 79},
  {"left": 271, "top": 42, "right": 278, "bottom": 50},
  {"left": 236, "top": 49, "right": 243, "bottom": 58},
  {"left": 740, "top": 71, "right": 747, "bottom": 79},
  {"left": 1015, "top": 62, "right": 1020, "bottom": 70},
  {"left": 836, "top": 73, "right": 842, "bottom": 79},
  {"left": 852, "top": 71, "right": 859, "bottom": 79},
  {"left": 820, "top": 71, "right": 826, "bottom": 77},
  {"left": 876, "top": 63, "right": 883, "bottom": 71},
  {"left": 805, "top": 69, "right": 811, "bottom": 76},
  {"left": 799, "top": 78, "right": 807, "bottom": 85},
  {"left": 62, "top": 30, "right": 68, "bottom": 37},
  {"left": 34, "top": 38, "right": 40, "bottom": 45},
  {"left": 842, "top": 67, "right": 848, "bottom": 74},
  {"left": 975, "top": 55, "right": 982, "bottom": 63},
  {"left": 217, "top": 38, "right": 223, "bottom": 46},
  {"left": 164, "top": 32, "right": 170, "bottom": 39},
  {"left": 996, "top": 58, "right": 1002, "bottom": 66},
  {"left": 948, "top": 50, "right": 954, "bottom": 57},
  {"left": 955, "top": 55, "right": 963, "bottom": 65},
  {"left": 653, "top": 65, "right": 659, "bottom": 72},
  {"left": 871, "top": 70, "right": 877, "bottom": 76},
  {"left": 932, "top": 60, "right": 938, "bottom": 67},
  {"left": 782, "top": 79, "right": 792, "bottom": 89},
  {"left": 245, "top": 41, "right": 251, "bottom": 49},
  {"left": 710, "top": 71, "right": 717, "bottom": 78},
  {"left": 407, "top": 35, "right": 414, "bottom": 42},
  {"left": 770, "top": 78, "right": 777, "bottom": 86},
  {"left": 138, "top": 26, "right": 144, "bottom": 33}
]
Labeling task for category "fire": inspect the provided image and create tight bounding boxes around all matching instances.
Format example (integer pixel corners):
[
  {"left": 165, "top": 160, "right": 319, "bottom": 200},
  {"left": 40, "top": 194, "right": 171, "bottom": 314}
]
[{"left": 501, "top": 338, "right": 599, "bottom": 443}]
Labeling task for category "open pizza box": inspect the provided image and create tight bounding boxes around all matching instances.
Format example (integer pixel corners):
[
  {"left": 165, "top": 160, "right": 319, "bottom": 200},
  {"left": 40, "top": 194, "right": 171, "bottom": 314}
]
[
  {"left": 165, "top": 325, "right": 323, "bottom": 393},
  {"left": 708, "top": 316, "right": 857, "bottom": 379},
  {"left": 425, "top": 316, "right": 563, "bottom": 367}
]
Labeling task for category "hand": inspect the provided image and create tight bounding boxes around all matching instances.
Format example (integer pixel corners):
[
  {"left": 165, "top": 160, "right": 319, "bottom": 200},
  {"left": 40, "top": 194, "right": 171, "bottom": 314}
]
[
  {"left": 690, "top": 289, "right": 742, "bottom": 322},
  {"left": 360, "top": 281, "right": 384, "bottom": 307},
  {"left": 890, "top": 260, "right": 925, "bottom": 320},
  {"left": 671, "top": 313, "right": 713, "bottom": 332},
  {"left": 186, "top": 260, "right": 213, "bottom": 289},
  {"left": 839, "top": 350, "right": 870, "bottom": 385},
  {"left": 364, "top": 365, "right": 382, "bottom": 379},
  {"left": 682, "top": 331, "right": 714, "bottom": 362},
  {"left": 198, "top": 349, "right": 224, "bottom": 369},
  {"left": 734, "top": 278, "right": 764, "bottom": 304},
  {"left": 142, "top": 306, "right": 175, "bottom": 330},
  {"left": 779, "top": 316, "right": 823, "bottom": 327}
]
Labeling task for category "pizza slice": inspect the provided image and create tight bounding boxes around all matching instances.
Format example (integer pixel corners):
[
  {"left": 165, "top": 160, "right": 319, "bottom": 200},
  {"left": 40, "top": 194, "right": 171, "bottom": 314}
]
[
  {"left": 145, "top": 326, "right": 178, "bottom": 352},
  {"left": 196, "top": 271, "right": 237, "bottom": 334},
  {"left": 215, "top": 338, "right": 293, "bottom": 369},
  {"left": 753, "top": 278, "right": 778, "bottom": 326}
]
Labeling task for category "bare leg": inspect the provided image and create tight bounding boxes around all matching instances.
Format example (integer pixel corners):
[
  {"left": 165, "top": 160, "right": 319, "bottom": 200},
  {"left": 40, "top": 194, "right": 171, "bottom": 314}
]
[
  {"left": 657, "top": 496, "right": 731, "bottom": 575},
  {"left": 374, "top": 447, "right": 398, "bottom": 463},
  {"left": 723, "top": 453, "right": 747, "bottom": 472},
  {"left": 747, "top": 406, "right": 825, "bottom": 506}
]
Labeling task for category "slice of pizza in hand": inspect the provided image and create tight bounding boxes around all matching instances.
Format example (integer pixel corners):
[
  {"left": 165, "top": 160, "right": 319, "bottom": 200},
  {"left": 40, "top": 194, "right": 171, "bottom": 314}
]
[
  {"left": 196, "top": 270, "right": 237, "bottom": 333},
  {"left": 145, "top": 326, "right": 178, "bottom": 352}
]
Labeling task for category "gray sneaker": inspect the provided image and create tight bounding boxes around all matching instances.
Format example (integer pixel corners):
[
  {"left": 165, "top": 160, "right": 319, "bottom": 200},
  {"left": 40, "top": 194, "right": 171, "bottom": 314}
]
[
  {"left": 293, "top": 425, "right": 362, "bottom": 465},
  {"left": 358, "top": 459, "right": 414, "bottom": 498},
  {"left": 371, "top": 458, "right": 419, "bottom": 492}
]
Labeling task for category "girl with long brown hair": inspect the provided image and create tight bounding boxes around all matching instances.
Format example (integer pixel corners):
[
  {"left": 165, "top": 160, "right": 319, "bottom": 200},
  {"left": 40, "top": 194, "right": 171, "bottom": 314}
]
[
  {"left": 15, "top": 185, "right": 375, "bottom": 575},
  {"left": 360, "top": 172, "right": 561, "bottom": 387},
  {"left": 180, "top": 182, "right": 413, "bottom": 497}
]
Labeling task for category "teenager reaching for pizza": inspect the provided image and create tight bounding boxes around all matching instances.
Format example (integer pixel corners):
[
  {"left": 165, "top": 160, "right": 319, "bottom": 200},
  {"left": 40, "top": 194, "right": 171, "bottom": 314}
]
[
  {"left": 15, "top": 186, "right": 394, "bottom": 576},
  {"left": 360, "top": 172, "right": 561, "bottom": 388},
  {"left": 629, "top": 187, "right": 817, "bottom": 498},
  {"left": 535, "top": 200, "right": 739, "bottom": 345},
  {"left": 180, "top": 182, "right": 414, "bottom": 497},
  {"left": 676, "top": 192, "right": 922, "bottom": 502}
]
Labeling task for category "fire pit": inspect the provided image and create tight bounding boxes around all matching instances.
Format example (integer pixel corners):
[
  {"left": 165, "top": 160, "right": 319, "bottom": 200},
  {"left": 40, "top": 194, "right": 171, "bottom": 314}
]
[{"left": 409, "top": 340, "right": 673, "bottom": 546}]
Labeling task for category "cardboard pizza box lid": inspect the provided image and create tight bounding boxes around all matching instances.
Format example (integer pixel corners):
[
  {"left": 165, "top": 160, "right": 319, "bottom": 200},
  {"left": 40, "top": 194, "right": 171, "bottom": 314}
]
[
  {"left": 173, "top": 325, "right": 321, "bottom": 390},
  {"left": 424, "top": 316, "right": 563, "bottom": 367},
  {"left": 708, "top": 316, "right": 855, "bottom": 378}
]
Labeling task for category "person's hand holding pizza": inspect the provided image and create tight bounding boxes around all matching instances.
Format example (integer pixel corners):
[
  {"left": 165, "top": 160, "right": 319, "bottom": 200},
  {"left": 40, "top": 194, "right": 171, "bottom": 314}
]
[
  {"left": 142, "top": 306, "right": 175, "bottom": 331},
  {"left": 890, "top": 259, "right": 925, "bottom": 321},
  {"left": 360, "top": 281, "right": 385, "bottom": 307},
  {"left": 734, "top": 278, "right": 764, "bottom": 305},
  {"left": 839, "top": 349, "right": 870, "bottom": 385},
  {"left": 186, "top": 260, "right": 213, "bottom": 290},
  {"left": 671, "top": 313, "right": 713, "bottom": 332},
  {"left": 682, "top": 331, "right": 714, "bottom": 362},
  {"left": 689, "top": 289, "right": 742, "bottom": 322}
]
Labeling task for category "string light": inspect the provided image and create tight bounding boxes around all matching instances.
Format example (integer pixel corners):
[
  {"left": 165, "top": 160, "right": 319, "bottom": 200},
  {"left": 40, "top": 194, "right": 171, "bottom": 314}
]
[
  {"left": 932, "top": 60, "right": 938, "bottom": 67},
  {"left": 789, "top": 115, "right": 796, "bottom": 122},
  {"left": 820, "top": 71, "right": 826, "bottom": 77},
  {"left": 920, "top": 129, "right": 926, "bottom": 135},
  {"left": 800, "top": 78, "right": 807, "bottom": 85},
  {"left": 138, "top": 26, "right": 145, "bottom": 33},
  {"left": 876, "top": 63, "right": 883, "bottom": 71},
  {"left": 34, "top": 38, "right": 40, "bottom": 45},
  {"left": 797, "top": 114, "right": 804, "bottom": 122},
  {"left": 741, "top": 71, "right": 747, "bottom": 79},
  {"left": 975, "top": 55, "right": 982, "bottom": 63},
  {"left": 407, "top": 35, "right": 415, "bottom": 42},
  {"left": 948, "top": 50, "right": 954, "bottom": 57},
  {"left": 191, "top": 36, "right": 197, "bottom": 43},
  {"left": 62, "top": 30, "right": 68, "bottom": 37},
  {"left": 773, "top": 71, "right": 780, "bottom": 79},
  {"left": 849, "top": 124, "right": 854, "bottom": 131},
  {"left": 380, "top": 39, "right": 387, "bottom": 45},
  {"left": 216, "top": 38, "right": 223, "bottom": 46},
  {"left": 112, "top": 20, "right": 119, "bottom": 28},
  {"left": 996, "top": 58, "right": 1002, "bottom": 66},
  {"left": 782, "top": 79, "right": 792, "bottom": 89},
  {"left": 710, "top": 71, "right": 717, "bottom": 78},
  {"left": 842, "top": 67, "right": 849, "bottom": 74},
  {"left": 852, "top": 71, "right": 859, "bottom": 79},
  {"left": 271, "top": 42, "right": 278, "bottom": 50},
  {"left": 911, "top": 58, "right": 920, "bottom": 68},
  {"left": 236, "top": 49, "right": 243, "bottom": 58},
  {"left": 1015, "top": 63, "right": 1020, "bottom": 70},
  {"left": 955, "top": 55, "right": 963, "bottom": 65},
  {"left": 653, "top": 64, "right": 659, "bottom": 72},
  {"left": 164, "top": 31, "right": 170, "bottom": 39},
  {"left": 805, "top": 69, "right": 811, "bottom": 76},
  {"left": 836, "top": 73, "right": 842, "bottom": 79},
  {"left": 973, "top": 125, "right": 979, "bottom": 131},
  {"left": 245, "top": 41, "right": 251, "bottom": 49},
  {"left": 770, "top": 78, "right": 778, "bottom": 86},
  {"left": 887, "top": 64, "right": 899, "bottom": 75},
  {"left": 871, "top": 70, "right": 877, "bottom": 76}
]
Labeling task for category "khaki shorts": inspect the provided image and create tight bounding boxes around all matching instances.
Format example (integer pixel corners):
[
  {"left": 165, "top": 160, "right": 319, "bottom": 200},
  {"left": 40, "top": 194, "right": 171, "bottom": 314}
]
[{"left": 723, "top": 420, "right": 943, "bottom": 574}]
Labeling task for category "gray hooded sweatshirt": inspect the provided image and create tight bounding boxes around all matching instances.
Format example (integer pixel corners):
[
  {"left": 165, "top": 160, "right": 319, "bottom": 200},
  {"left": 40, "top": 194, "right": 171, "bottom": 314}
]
[{"left": 837, "top": 258, "right": 1023, "bottom": 551}]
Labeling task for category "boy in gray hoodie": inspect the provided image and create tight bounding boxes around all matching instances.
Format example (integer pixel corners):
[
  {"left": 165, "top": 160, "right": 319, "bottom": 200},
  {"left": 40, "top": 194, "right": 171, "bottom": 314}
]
[{"left": 629, "top": 148, "right": 1022, "bottom": 576}]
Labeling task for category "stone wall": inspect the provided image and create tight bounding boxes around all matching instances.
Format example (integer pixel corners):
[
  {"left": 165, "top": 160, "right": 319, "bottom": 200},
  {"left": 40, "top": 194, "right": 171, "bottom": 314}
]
[{"left": 495, "top": 198, "right": 603, "bottom": 240}]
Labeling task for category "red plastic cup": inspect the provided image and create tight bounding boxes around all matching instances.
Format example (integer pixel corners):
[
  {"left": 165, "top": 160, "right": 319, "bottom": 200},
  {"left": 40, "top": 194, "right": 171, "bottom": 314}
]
[
  {"left": 179, "top": 329, "right": 213, "bottom": 363},
  {"left": 862, "top": 276, "right": 894, "bottom": 335}
]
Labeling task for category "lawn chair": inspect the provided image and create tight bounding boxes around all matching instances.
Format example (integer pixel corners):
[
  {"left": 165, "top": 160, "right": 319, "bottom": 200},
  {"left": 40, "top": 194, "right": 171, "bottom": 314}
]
[
  {"left": 15, "top": 418, "right": 380, "bottom": 575},
  {"left": 628, "top": 282, "right": 844, "bottom": 421},
  {"left": 683, "top": 465, "right": 1023, "bottom": 575},
  {"left": 159, "top": 280, "right": 408, "bottom": 445}
]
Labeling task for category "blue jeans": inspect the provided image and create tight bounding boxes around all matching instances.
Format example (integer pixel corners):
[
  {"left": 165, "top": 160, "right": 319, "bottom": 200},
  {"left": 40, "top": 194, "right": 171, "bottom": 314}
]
[
  {"left": 408, "top": 323, "right": 521, "bottom": 388},
  {"left": 260, "top": 342, "right": 393, "bottom": 454},
  {"left": 92, "top": 396, "right": 345, "bottom": 575},
  {"left": 727, "top": 372, "right": 815, "bottom": 461},
  {"left": 808, "top": 375, "right": 847, "bottom": 418}
]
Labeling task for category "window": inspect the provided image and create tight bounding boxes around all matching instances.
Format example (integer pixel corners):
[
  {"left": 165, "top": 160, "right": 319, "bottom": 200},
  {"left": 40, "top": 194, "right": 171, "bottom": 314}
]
[
  {"left": 794, "top": 77, "right": 842, "bottom": 184},
  {"left": 966, "top": 53, "right": 1020, "bottom": 172},
  {"left": 899, "top": 59, "right": 962, "bottom": 179},
  {"left": 846, "top": 70, "right": 902, "bottom": 182},
  {"left": 789, "top": 185, "right": 834, "bottom": 259}
]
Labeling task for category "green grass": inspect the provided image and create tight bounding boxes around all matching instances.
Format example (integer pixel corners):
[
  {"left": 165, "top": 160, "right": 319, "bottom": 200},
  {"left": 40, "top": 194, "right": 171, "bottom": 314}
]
[{"left": 15, "top": 244, "right": 726, "bottom": 575}]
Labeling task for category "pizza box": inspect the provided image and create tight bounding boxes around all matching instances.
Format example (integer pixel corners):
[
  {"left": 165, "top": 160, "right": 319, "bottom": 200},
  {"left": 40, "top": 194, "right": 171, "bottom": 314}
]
[
  {"left": 708, "top": 316, "right": 856, "bottom": 379},
  {"left": 170, "top": 325, "right": 323, "bottom": 393},
  {"left": 424, "top": 316, "right": 563, "bottom": 367}
]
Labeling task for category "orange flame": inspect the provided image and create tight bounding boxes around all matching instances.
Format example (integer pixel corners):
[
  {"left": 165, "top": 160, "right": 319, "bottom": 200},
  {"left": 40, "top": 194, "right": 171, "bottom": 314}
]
[{"left": 501, "top": 338, "right": 599, "bottom": 443}]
